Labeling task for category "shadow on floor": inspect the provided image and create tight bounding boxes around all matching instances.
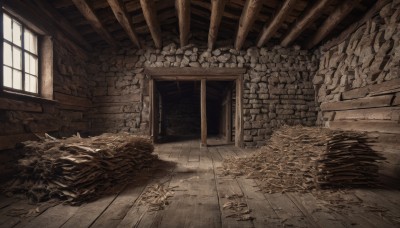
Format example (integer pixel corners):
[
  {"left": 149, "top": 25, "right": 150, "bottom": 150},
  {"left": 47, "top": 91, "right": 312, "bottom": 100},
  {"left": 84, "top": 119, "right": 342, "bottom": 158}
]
[{"left": 156, "top": 135, "right": 234, "bottom": 148}]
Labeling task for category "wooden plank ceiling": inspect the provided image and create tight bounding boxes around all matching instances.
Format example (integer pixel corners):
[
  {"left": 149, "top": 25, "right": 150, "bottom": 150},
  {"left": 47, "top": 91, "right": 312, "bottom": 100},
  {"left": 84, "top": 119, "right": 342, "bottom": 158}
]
[{"left": 42, "top": 0, "right": 376, "bottom": 50}]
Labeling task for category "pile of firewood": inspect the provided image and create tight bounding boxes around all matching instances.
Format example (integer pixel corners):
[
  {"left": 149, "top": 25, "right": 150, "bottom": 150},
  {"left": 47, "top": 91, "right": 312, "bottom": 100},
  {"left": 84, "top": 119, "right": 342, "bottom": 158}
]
[
  {"left": 222, "top": 126, "right": 385, "bottom": 193},
  {"left": 5, "top": 133, "right": 156, "bottom": 205},
  {"left": 316, "top": 132, "right": 383, "bottom": 187}
]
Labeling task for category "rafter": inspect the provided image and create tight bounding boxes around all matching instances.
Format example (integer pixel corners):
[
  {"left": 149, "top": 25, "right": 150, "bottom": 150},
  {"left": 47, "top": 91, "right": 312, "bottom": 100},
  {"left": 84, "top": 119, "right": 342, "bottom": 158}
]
[
  {"left": 71, "top": 0, "right": 116, "bottom": 46},
  {"left": 234, "top": 0, "right": 263, "bottom": 50},
  {"left": 321, "top": 0, "right": 391, "bottom": 51},
  {"left": 107, "top": 0, "right": 141, "bottom": 48},
  {"left": 33, "top": 1, "right": 92, "bottom": 50},
  {"left": 208, "top": 0, "right": 227, "bottom": 50},
  {"left": 280, "top": 0, "right": 330, "bottom": 47},
  {"left": 140, "top": 0, "right": 162, "bottom": 48},
  {"left": 257, "top": 0, "right": 297, "bottom": 47},
  {"left": 305, "top": 0, "right": 361, "bottom": 49},
  {"left": 176, "top": 0, "right": 191, "bottom": 47}
]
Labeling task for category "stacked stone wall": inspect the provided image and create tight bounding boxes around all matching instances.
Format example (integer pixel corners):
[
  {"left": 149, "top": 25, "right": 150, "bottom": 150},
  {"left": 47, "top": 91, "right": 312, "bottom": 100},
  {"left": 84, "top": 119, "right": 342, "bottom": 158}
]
[{"left": 89, "top": 41, "right": 319, "bottom": 147}]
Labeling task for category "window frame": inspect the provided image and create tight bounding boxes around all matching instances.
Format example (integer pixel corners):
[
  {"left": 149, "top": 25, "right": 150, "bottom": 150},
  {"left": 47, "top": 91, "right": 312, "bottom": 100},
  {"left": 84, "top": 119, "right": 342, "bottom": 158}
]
[{"left": 2, "top": 10, "right": 41, "bottom": 96}]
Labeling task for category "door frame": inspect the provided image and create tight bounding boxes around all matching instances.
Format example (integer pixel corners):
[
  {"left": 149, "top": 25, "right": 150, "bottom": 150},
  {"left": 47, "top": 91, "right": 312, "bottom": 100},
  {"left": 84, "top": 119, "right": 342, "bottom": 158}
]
[{"left": 144, "top": 67, "right": 246, "bottom": 148}]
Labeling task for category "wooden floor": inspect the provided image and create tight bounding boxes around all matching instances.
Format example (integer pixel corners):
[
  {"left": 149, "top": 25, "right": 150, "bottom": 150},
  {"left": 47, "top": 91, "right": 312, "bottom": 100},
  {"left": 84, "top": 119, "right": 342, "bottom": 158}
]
[{"left": 1, "top": 137, "right": 400, "bottom": 228}]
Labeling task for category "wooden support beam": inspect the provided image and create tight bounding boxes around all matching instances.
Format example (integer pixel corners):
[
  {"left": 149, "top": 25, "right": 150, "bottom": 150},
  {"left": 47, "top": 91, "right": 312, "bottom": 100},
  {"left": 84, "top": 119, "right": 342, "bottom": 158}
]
[
  {"left": 226, "top": 89, "right": 232, "bottom": 143},
  {"left": 234, "top": 0, "right": 263, "bottom": 50},
  {"left": 107, "top": 0, "right": 141, "bottom": 48},
  {"left": 33, "top": 1, "right": 92, "bottom": 50},
  {"left": 280, "top": 0, "right": 330, "bottom": 47},
  {"left": 257, "top": 0, "right": 297, "bottom": 47},
  {"left": 235, "top": 76, "right": 243, "bottom": 147},
  {"left": 321, "top": 0, "right": 391, "bottom": 51},
  {"left": 144, "top": 67, "right": 246, "bottom": 76},
  {"left": 149, "top": 79, "right": 155, "bottom": 140},
  {"left": 140, "top": 0, "right": 162, "bottom": 48},
  {"left": 71, "top": 0, "right": 116, "bottom": 46},
  {"left": 176, "top": 0, "right": 191, "bottom": 47},
  {"left": 305, "top": 0, "right": 360, "bottom": 49},
  {"left": 201, "top": 79, "right": 207, "bottom": 147},
  {"left": 208, "top": 0, "right": 227, "bottom": 50}
]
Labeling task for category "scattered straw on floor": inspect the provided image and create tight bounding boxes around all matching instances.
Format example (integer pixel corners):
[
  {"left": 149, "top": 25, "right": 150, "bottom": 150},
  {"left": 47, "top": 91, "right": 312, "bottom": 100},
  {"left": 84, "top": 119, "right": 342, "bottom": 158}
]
[
  {"left": 222, "top": 194, "right": 254, "bottom": 221},
  {"left": 4, "top": 133, "right": 156, "bottom": 205},
  {"left": 139, "top": 182, "right": 177, "bottom": 212},
  {"left": 222, "top": 125, "right": 385, "bottom": 193}
]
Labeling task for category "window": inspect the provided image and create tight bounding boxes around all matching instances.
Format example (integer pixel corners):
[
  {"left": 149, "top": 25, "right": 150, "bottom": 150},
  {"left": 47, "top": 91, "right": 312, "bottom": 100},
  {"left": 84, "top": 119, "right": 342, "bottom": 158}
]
[{"left": 3, "top": 12, "right": 39, "bottom": 94}]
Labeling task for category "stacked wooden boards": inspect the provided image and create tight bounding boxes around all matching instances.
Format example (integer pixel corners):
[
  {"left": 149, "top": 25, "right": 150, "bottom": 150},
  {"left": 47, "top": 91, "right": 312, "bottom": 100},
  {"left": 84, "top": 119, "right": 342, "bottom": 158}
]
[
  {"left": 222, "top": 125, "right": 385, "bottom": 193},
  {"left": 4, "top": 133, "right": 155, "bottom": 205}
]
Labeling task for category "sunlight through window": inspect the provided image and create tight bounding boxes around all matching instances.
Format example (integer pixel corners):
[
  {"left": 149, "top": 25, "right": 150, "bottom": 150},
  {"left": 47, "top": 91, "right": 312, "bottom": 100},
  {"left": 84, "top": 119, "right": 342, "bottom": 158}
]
[{"left": 3, "top": 12, "right": 39, "bottom": 94}]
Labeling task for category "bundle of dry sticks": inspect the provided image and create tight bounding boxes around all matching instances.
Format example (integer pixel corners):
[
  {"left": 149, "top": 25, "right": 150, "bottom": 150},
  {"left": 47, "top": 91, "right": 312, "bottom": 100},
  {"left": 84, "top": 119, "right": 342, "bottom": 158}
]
[
  {"left": 222, "top": 126, "right": 385, "bottom": 193},
  {"left": 5, "top": 133, "right": 156, "bottom": 205}
]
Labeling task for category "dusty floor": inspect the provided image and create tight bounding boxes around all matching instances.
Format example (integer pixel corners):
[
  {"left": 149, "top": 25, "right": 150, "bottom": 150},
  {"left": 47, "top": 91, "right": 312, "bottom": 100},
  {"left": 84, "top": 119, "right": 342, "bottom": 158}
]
[{"left": 1, "top": 137, "right": 400, "bottom": 228}]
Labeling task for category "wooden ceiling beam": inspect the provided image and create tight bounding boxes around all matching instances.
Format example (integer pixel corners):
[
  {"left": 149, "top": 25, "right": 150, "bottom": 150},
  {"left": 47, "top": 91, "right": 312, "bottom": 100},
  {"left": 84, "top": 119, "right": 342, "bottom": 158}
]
[
  {"left": 256, "top": 0, "right": 297, "bottom": 47},
  {"left": 208, "top": 0, "right": 227, "bottom": 50},
  {"left": 280, "top": 0, "right": 330, "bottom": 47},
  {"left": 107, "top": 0, "right": 141, "bottom": 48},
  {"left": 33, "top": 1, "right": 92, "bottom": 50},
  {"left": 140, "top": 0, "right": 162, "bottom": 48},
  {"left": 176, "top": 0, "right": 191, "bottom": 47},
  {"left": 71, "top": 0, "right": 117, "bottom": 46},
  {"left": 305, "top": 0, "right": 361, "bottom": 49},
  {"left": 191, "top": 1, "right": 242, "bottom": 20},
  {"left": 234, "top": 0, "right": 263, "bottom": 50},
  {"left": 321, "top": 0, "right": 391, "bottom": 51}
]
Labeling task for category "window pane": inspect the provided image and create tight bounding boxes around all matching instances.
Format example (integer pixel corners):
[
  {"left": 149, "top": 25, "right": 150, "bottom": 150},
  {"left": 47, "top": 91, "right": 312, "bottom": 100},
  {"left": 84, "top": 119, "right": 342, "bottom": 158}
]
[
  {"left": 25, "top": 73, "right": 30, "bottom": 92},
  {"left": 3, "top": 66, "right": 12, "bottom": 87},
  {"left": 12, "top": 20, "right": 22, "bottom": 46},
  {"left": 24, "top": 30, "right": 30, "bottom": 52},
  {"left": 3, "top": 14, "right": 12, "bottom": 41},
  {"left": 24, "top": 29, "right": 37, "bottom": 54},
  {"left": 30, "top": 75, "right": 38, "bottom": 93},
  {"left": 3, "top": 42, "right": 12, "bottom": 66},
  {"left": 24, "top": 52, "right": 30, "bottom": 74},
  {"left": 13, "top": 69, "right": 22, "bottom": 90},
  {"left": 24, "top": 53, "right": 38, "bottom": 75},
  {"left": 30, "top": 55, "right": 38, "bottom": 75},
  {"left": 13, "top": 47, "right": 22, "bottom": 69}
]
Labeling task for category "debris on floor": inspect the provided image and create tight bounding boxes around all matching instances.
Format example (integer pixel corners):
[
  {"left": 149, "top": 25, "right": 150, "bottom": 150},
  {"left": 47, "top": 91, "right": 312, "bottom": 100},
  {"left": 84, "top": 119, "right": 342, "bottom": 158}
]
[
  {"left": 222, "top": 194, "right": 254, "bottom": 221},
  {"left": 4, "top": 133, "right": 156, "bottom": 205},
  {"left": 139, "top": 182, "right": 177, "bottom": 212},
  {"left": 222, "top": 125, "right": 385, "bottom": 193}
]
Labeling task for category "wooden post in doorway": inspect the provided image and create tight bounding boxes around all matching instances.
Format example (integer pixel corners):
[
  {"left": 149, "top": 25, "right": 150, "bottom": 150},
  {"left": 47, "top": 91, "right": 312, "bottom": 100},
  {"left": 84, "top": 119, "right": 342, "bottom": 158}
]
[
  {"left": 226, "top": 89, "right": 232, "bottom": 143},
  {"left": 235, "top": 76, "right": 243, "bottom": 147},
  {"left": 149, "top": 79, "right": 159, "bottom": 143},
  {"left": 149, "top": 79, "right": 154, "bottom": 140},
  {"left": 201, "top": 79, "right": 207, "bottom": 147}
]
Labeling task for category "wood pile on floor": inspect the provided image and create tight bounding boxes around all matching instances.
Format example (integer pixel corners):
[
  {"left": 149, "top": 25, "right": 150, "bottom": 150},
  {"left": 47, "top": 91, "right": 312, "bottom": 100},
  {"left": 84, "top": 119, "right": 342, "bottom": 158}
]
[
  {"left": 222, "top": 125, "right": 385, "bottom": 193},
  {"left": 4, "top": 133, "right": 156, "bottom": 205}
]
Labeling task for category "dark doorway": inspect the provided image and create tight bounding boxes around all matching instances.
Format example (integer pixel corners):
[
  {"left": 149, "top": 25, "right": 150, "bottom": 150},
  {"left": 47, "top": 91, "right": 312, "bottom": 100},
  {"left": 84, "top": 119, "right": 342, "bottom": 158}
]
[{"left": 156, "top": 80, "right": 233, "bottom": 142}]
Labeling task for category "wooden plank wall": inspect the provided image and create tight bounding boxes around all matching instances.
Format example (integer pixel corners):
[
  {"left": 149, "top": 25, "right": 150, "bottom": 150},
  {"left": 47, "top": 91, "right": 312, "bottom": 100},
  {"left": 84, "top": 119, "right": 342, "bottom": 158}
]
[{"left": 321, "top": 79, "right": 400, "bottom": 179}]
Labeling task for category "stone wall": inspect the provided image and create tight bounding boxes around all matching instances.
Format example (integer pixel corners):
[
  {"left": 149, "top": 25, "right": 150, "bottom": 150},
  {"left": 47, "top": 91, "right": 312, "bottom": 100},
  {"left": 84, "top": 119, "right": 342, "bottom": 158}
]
[
  {"left": 313, "top": 0, "right": 400, "bottom": 179},
  {"left": 89, "top": 39, "right": 319, "bottom": 147}
]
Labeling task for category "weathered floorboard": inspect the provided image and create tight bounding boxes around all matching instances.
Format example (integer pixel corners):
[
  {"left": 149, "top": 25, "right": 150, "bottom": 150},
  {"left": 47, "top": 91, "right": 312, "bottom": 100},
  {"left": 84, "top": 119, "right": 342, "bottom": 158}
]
[{"left": 1, "top": 138, "right": 400, "bottom": 228}]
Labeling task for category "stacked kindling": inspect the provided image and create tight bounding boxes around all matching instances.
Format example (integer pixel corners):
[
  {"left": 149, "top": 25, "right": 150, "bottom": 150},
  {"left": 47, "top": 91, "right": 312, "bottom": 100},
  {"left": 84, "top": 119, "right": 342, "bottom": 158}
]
[
  {"left": 222, "top": 126, "right": 385, "bottom": 193},
  {"left": 316, "top": 132, "right": 384, "bottom": 187},
  {"left": 5, "top": 133, "right": 156, "bottom": 205}
]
